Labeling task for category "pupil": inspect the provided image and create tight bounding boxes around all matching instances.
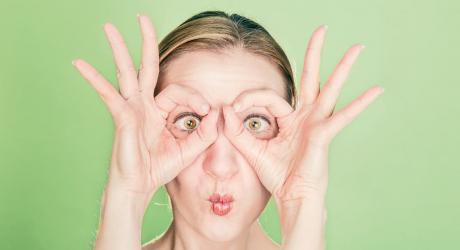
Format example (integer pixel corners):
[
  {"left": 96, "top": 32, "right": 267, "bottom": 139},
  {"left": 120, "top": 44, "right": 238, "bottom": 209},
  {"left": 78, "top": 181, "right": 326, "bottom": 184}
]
[
  {"left": 250, "top": 120, "right": 260, "bottom": 129},
  {"left": 185, "top": 119, "right": 196, "bottom": 129}
]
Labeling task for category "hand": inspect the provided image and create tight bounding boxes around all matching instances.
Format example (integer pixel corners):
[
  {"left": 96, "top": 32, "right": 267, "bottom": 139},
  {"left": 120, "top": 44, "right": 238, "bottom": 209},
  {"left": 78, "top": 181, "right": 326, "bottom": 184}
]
[
  {"left": 222, "top": 25, "right": 384, "bottom": 204},
  {"left": 72, "top": 15, "right": 218, "bottom": 198}
]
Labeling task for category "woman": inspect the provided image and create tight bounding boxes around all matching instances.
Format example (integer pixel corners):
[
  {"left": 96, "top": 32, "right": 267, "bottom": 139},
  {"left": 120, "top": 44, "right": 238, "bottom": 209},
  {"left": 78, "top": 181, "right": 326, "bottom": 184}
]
[{"left": 72, "top": 10, "right": 383, "bottom": 250}]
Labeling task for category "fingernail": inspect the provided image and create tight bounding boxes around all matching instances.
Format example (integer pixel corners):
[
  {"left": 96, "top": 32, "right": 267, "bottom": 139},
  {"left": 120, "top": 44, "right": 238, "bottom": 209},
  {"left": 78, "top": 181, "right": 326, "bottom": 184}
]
[
  {"left": 360, "top": 44, "right": 366, "bottom": 50},
  {"left": 71, "top": 60, "right": 75, "bottom": 65},
  {"left": 323, "top": 24, "right": 328, "bottom": 30}
]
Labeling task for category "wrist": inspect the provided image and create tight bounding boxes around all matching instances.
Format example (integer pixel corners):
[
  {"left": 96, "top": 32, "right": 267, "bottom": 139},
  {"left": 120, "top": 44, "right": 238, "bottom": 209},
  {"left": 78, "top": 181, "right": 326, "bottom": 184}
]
[
  {"left": 275, "top": 194, "right": 327, "bottom": 250},
  {"left": 276, "top": 192, "right": 326, "bottom": 227},
  {"left": 274, "top": 180, "right": 328, "bottom": 211},
  {"left": 102, "top": 178, "right": 156, "bottom": 219},
  {"left": 93, "top": 181, "right": 156, "bottom": 250}
]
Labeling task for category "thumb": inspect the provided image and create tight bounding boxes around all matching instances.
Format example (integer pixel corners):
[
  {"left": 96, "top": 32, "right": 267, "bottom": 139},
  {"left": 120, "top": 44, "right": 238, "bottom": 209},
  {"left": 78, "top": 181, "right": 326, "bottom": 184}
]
[
  {"left": 177, "top": 106, "right": 219, "bottom": 168},
  {"left": 222, "top": 105, "right": 267, "bottom": 174}
]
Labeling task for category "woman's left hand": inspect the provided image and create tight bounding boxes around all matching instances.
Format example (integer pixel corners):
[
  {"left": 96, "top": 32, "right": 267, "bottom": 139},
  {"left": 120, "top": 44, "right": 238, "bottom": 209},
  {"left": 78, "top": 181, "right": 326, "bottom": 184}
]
[{"left": 222, "top": 25, "right": 384, "bottom": 205}]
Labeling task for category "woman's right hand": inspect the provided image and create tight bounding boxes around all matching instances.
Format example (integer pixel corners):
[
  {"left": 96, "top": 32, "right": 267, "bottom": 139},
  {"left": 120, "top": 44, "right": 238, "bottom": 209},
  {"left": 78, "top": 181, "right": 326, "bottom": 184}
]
[{"left": 72, "top": 15, "right": 218, "bottom": 199}]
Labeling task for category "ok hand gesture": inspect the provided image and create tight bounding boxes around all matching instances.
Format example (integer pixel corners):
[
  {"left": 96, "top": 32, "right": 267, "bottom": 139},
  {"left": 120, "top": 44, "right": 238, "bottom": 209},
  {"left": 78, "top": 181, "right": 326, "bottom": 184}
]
[
  {"left": 73, "top": 15, "right": 218, "bottom": 199},
  {"left": 222, "top": 25, "right": 384, "bottom": 204}
]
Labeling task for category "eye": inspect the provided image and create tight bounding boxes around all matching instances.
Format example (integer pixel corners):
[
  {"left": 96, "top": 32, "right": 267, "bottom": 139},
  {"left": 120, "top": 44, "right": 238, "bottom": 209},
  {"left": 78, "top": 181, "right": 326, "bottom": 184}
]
[
  {"left": 243, "top": 114, "right": 272, "bottom": 134},
  {"left": 173, "top": 112, "right": 202, "bottom": 133}
]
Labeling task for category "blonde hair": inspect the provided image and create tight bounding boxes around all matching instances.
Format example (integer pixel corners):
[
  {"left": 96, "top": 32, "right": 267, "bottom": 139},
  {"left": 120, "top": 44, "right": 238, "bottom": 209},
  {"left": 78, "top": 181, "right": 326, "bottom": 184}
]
[{"left": 155, "top": 10, "right": 297, "bottom": 109}]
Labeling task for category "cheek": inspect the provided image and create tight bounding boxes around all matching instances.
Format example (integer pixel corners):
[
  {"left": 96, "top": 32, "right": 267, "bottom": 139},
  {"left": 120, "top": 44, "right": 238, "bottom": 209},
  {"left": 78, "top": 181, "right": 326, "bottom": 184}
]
[
  {"left": 237, "top": 157, "right": 272, "bottom": 210},
  {"left": 167, "top": 161, "right": 204, "bottom": 199},
  {"left": 165, "top": 162, "right": 203, "bottom": 217}
]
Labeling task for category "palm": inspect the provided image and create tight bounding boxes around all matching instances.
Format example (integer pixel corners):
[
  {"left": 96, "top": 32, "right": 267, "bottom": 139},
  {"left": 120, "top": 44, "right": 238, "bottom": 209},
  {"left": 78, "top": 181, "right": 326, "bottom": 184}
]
[
  {"left": 108, "top": 92, "right": 182, "bottom": 194},
  {"left": 223, "top": 25, "right": 384, "bottom": 201},
  {"left": 73, "top": 15, "right": 218, "bottom": 195},
  {"left": 234, "top": 107, "right": 329, "bottom": 199}
]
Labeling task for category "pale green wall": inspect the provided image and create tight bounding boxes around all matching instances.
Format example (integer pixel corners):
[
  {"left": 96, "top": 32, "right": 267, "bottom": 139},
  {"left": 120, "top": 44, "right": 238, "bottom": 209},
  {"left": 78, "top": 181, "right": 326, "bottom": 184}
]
[{"left": 1, "top": 0, "right": 459, "bottom": 249}]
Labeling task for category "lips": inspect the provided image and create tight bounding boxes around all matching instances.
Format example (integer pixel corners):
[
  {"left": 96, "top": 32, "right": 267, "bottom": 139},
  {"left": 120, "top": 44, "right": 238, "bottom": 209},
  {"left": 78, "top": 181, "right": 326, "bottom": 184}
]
[{"left": 208, "top": 193, "right": 234, "bottom": 216}]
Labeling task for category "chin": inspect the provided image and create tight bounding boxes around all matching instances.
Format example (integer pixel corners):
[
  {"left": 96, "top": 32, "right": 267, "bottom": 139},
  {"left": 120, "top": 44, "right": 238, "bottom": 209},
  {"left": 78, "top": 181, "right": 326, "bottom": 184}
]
[{"left": 199, "top": 218, "right": 245, "bottom": 242}]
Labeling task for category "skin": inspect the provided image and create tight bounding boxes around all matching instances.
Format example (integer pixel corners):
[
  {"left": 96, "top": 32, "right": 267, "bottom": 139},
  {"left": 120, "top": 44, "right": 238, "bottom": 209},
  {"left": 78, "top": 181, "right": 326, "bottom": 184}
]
[
  {"left": 145, "top": 47, "right": 287, "bottom": 250},
  {"left": 72, "top": 14, "right": 383, "bottom": 250}
]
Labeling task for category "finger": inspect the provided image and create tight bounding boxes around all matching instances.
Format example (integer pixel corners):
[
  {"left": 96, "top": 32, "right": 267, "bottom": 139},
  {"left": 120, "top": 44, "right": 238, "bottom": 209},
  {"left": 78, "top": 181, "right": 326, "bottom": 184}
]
[
  {"left": 299, "top": 25, "right": 328, "bottom": 107},
  {"left": 232, "top": 88, "right": 294, "bottom": 118},
  {"left": 232, "top": 88, "right": 295, "bottom": 130},
  {"left": 222, "top": 105, "right": 267, "bottom": 173},
  {"left": 103, "top": 22, "right": 139, "bottom": 100},
  {"left": 325, "top": 85, "right": 384, "bottom": 137},
  {"left": 155, "top": 84, "right": 210, "bottom": 116},
  {"left": 177, "top": 107, "right": 219, "bottom": 167},
  {"left": 137, "top": 14, "right": 159, "bottom": 97},
  {"left": 72, "top": 59, "right": 126, "bottom": 117},
  {"left": 312, "top": 44, "right": 365, "bottom": 120}
]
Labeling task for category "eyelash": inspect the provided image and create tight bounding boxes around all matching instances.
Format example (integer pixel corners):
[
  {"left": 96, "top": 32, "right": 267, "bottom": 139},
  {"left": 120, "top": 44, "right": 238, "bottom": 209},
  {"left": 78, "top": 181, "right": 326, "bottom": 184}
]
[
  {"left": 173, "top": 112, "right": 203, "bottom": 133},
  {"left": 172, "top": 112, "right": 272, "bottom": 132}
]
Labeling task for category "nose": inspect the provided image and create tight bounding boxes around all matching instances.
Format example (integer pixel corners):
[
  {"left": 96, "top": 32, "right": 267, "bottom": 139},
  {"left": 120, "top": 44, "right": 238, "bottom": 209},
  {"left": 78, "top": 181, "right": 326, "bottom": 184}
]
[{"left": 202, "top": 108, "right": 239, "bottom": 180}]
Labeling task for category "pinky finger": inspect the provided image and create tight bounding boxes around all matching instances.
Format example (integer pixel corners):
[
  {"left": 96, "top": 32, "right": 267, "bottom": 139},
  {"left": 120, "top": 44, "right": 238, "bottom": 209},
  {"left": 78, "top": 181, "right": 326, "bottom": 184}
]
[
  {"left": 325, "top": 85, "right": 384, "bottom": 137},
  {"left": 72, "top": 59, "right": 126, "bottom": 116}
]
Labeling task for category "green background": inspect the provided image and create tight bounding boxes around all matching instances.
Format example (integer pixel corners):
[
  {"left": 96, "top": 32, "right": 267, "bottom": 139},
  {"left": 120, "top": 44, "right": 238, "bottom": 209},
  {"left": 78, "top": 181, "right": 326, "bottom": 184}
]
[{"left": 1, "top": 0, "right": 459, "bottom": 249}]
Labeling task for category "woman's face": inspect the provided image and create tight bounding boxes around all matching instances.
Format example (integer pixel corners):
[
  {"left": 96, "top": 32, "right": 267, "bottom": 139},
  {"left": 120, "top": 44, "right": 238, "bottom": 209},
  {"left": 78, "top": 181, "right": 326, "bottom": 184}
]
[{"left": 157, "top": 47, "right": 288, "bottom": 241}]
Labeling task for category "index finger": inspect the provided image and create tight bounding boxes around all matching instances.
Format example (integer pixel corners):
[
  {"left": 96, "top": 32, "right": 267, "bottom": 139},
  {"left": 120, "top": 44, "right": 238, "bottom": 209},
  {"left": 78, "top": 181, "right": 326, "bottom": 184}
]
[
  {"left": 155, "top": 83, "right": 211, "bottom": 116},
  {"left": 232, "top": 88, "right": 294, "bottom": 118}
]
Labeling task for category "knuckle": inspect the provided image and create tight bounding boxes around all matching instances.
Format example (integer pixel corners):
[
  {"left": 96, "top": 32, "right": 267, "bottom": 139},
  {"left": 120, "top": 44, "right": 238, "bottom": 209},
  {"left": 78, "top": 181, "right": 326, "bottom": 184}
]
[
  {"left": 88, "top": 69, "right": 101, "bottom": 80},
  {"left": 126, "top": 63, "right": 137, "bottom": 72},
  {"left": 116, "top": 64, "right": 137, "bottom": 79}
]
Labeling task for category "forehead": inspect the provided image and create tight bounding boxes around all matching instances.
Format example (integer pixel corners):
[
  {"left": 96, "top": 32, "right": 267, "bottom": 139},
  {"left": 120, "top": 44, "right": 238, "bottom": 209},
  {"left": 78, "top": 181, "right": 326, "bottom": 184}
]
[{"left": 158, "top": 48, "right": 287, "bottom": 106}]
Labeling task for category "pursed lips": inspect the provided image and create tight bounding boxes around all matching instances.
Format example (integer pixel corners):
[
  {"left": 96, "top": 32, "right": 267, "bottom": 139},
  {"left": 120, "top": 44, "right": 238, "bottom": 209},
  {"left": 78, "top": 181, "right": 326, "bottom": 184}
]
[{"left": 208, "top": 193, "right": 234, "bottom": 216}]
